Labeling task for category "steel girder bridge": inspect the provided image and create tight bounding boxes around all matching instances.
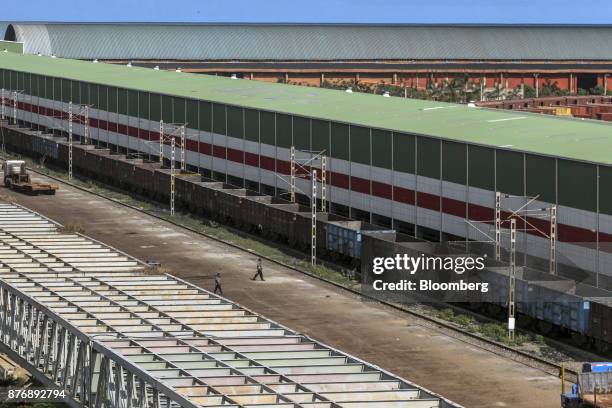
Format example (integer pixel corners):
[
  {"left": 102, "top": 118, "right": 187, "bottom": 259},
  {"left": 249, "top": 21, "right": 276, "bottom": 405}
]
[{"left": 0, "top": 202, "right": 460, "bottom": 408}]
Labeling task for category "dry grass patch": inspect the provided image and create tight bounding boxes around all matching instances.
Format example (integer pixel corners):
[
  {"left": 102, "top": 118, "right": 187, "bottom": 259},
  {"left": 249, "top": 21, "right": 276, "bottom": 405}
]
[
  {"left": 58, "top": 223, "right": 85, "bottom": 234},
  {"left": 0, "top": 193, "right": 15, "bottom": 203},
  {"left": 142, "top": 265, "right": 174, "bottom": 275}
]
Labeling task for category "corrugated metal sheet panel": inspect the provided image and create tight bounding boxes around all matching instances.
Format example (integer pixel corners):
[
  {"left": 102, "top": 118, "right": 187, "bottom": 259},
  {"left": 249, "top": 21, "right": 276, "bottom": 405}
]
[
  {"left": 2, "top": 52, "right": 612, "bottom": 166},
  {"left": 6, "top": 23, "right": 612, "bottom": 61}
]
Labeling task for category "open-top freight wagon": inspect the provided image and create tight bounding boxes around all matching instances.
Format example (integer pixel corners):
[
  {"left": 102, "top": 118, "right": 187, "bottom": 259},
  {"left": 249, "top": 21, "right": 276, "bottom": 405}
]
[{"left": 4, "top": 123, "right": 612, "bottom": 351}]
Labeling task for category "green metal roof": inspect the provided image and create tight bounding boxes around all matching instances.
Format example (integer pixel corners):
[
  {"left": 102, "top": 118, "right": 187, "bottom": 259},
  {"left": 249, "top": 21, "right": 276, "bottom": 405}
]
[{"left": 1, "top": 52, "right": 612, "bottom": 166}]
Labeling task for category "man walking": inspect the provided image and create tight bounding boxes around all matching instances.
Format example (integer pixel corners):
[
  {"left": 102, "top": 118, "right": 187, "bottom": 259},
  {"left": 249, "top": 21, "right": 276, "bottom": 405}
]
[
  {"left": 213, "top": 272, "right": 223, "bottom": 295},
  {"left": 251, "top": 258, "right": 265, "bottom": 281}
]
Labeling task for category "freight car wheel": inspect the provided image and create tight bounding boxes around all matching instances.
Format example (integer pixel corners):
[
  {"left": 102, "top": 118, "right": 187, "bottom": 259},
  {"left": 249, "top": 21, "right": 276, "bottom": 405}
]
[
  {"left": 536, "top": 320, "right": 554, "bottom": 335},
  {"left": 517, "top": 315, "right": 534, "bottom": 329},
  {"left": 570, "top": 332, "right": 587, "bottom": 347},
  {"left": 486, "top": 304, "right": 503, "bottom": 317},
  {"left": 594, "top": 340, "right": 610, "bottom": 353},
  {"left": 468, "top": 302, "right": 485, "bottom": 312}
]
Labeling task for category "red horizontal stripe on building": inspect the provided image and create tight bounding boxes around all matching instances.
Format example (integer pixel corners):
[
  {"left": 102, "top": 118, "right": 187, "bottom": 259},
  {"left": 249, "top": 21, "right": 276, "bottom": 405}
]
[
  {"left": 393, "top": 186, "right": 415, "bottom": 205},
  {"left": 199, "top": 142, "right": 211, "bottom": 155},
  {"left": 276, "top": 160, "right": 290, "bottom": 175},
  {"left": 351, "top": 176, "right": 370, "bottom": 194},
  {"left": 417, "top": 192, "right": 440, "bottom": 211},
  {"left": 442, "top": 197, "right": 466, "bottom": 218},
  {"left": 128, "top": 126, "right": 139, "bottom": 138},
  {"left": 372, "top": 181, "right": 392, "bottom": 200},
  {"left": 331, "top": 172, "right": 349, "bottom": 189},
  {"left": 186, "top": 139, "right": 198, "bottom": 151},
  {"left": 212, "top": 145, "right": 226, "bottom": 159},
  {"left": 244, "top": 152, "right": 259, "bottom": 167},
  {"left": 468, "top": 203, "right": 493, "bottom": 222},
  {"left": 12, "top": 99, "right": 610, "bottom": 244},
  {"left": 260, "top": 156, "right": 275, "bottom": 172},
  {"left": 227, "top": 148, "right": 243, "bottom": 163}
]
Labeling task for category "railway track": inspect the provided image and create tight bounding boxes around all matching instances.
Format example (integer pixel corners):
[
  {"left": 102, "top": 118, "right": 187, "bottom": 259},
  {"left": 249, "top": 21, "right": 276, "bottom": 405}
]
[{"left": 0, "top": 154, "right": 581, "bottom": 385}]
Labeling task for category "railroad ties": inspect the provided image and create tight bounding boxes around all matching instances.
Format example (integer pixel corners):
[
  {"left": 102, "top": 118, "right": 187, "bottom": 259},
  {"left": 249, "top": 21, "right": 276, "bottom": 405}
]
[{"left": 0, "top": 203, "right": 459, "bottom": 408}]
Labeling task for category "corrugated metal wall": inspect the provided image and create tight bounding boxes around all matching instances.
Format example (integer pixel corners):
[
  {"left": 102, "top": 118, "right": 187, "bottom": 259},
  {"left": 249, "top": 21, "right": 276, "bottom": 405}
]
[
  {"left": 0, "top": 68, "right": 606, "bottom": 211},
  {"left": 2, "top": 67, "right": 612, "bottom": 288}
]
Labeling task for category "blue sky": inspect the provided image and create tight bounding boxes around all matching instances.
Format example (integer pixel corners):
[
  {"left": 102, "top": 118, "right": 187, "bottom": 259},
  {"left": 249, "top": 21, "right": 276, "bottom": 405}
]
[{"left": 2, "top": 0, "right": 612, "bottom": 24}]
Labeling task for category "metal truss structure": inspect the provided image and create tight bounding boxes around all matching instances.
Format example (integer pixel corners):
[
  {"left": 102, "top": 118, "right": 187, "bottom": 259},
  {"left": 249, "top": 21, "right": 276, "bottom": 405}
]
[
  {"left": 0, "top": 203, "right": 457, "bottom": 408},
  {"left": 0, "top": 93, "right": 93, "bottom": 180},
  {"left": 278, "top": 146, "right": 328, "bottom": 265},
  {"left": 450, "top": 192, "right": 558, "bottom": 339},
  {"left": 158, "top": 120, "right": 186, "bottom": 216}
]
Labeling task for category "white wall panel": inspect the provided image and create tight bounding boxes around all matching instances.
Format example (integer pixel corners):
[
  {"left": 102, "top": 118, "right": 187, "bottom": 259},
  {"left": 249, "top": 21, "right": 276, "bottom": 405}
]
[
  {"left": 226, "top": 161, "right": 243, "bottom": 179},
  {"left": 416, "top": 175, "right": 440, "bottom": 196},
  {"left": 558, "top": 205, "right": 597, "bottom": 231}
]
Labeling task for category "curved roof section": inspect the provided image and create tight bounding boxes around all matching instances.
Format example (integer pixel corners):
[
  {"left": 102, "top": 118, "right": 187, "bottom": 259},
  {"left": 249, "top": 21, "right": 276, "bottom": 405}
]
[{"left": 5, "top": 23, "right": 612, "bottom": 61}]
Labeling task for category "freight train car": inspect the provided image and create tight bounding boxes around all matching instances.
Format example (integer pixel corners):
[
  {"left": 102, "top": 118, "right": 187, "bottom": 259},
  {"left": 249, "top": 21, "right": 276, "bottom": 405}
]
[
  {"left": 1, "top": 52, "right": 612, "bottom": 291},
  {"left": 359, "top": 231, "right": 612, "bottom": 351},
  {"left": 3, "top": 51, "right": 612, "bottom": 348},
  {"left": 4, "top": 123, "right": 612, "bottom": 350}
]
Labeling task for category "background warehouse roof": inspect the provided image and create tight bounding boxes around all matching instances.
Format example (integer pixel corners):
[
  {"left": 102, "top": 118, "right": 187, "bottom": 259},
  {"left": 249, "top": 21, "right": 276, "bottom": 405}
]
[
  {"left": 1, "top": 52, "right": 612, "bottom": 166},
  {"left": 5, "top": 22, "right": 612, "bottom": 61}
]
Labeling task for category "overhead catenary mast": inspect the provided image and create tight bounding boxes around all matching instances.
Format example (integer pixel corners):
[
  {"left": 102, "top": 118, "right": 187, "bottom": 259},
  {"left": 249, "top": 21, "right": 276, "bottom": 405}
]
[
  {"left": 1, "top": 88, "right": 5, "bottom": 120},
  {"left": 508, "top": 218, "right": 516, "bottom": 341},
  {"left": 312, "top": 169, "right": 317, "bottom": 265},
  {"left": 170, "top": 136, "right": 175, "bottom": 216},
  {"left": 68, "top": 101, "right": 73, "bottom": 180}
]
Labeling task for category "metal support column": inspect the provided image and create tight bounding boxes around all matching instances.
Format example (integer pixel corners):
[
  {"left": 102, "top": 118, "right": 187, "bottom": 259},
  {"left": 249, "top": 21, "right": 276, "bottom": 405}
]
[
  {"left": 12, "top": 91, "right": 17, "bottom": 125},
  {"left": 495, "top": 192, "right": 501, "bottom": 261},
  {"left": 311, "top": 169, "right": 317, "bottom": 265},
  {"left": 508, "top": 218, "right": 516, "bottom": 341},
  {"left": 159, "top": 120, "right": 164, "bottom": 165},
  {"left": 180, "top": 125, "right": 185, "bottom": 172},
  {"left": 1, "top": 88, "right": 5, "bottom": 120},
  {"left": 290, "top": 146, "right": 296, "bottom": 203},
  {"left": 550, "top": 205, "right": 557, "bottom": 275},
  {"left": 321, "top": 155, "right": 327, "bottom": 213},
  {"left": 83, "top": 105, "right": 90, "bottom": 145},
  {"left": 170, "top": 136, "right": 175, "bottom": 216},
  {"left": 68, "top": 101, "right": 73, "bottom": 180}
]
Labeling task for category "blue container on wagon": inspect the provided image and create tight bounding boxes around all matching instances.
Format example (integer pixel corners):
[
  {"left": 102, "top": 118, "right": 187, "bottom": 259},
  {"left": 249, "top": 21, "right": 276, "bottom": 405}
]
[{"left": 326, "top": 221, "right": 392, "bottom": 259}]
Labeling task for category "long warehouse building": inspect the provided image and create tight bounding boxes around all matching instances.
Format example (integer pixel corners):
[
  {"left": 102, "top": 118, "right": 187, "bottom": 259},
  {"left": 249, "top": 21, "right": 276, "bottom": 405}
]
[
  {"left": 4, "top": 23, "right": 612, "bottom": 94},
  {"left": 0, "top": 52, "right": 611, "bottom": 288}
]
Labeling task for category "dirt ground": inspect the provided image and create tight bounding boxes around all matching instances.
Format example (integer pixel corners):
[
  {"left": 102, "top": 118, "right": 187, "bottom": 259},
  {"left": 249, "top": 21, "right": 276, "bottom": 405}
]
[{"left": 3, "top": 173, "right": 567, "bottom": 408}]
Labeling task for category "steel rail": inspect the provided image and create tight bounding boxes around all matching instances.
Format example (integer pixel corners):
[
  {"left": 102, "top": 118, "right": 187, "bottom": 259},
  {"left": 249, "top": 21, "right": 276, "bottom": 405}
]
[{"left": 0, "top": 129, "right": 580, "bottom": 386}]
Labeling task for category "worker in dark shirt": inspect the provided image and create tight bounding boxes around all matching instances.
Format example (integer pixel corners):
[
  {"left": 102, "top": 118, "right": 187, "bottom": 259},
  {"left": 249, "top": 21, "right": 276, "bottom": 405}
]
[
  {"left": 213, "top": 272, "right": 223, "bottom": 295},
  {"left": 251, "top": 258, "right": 265, "bottom": 281}
]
